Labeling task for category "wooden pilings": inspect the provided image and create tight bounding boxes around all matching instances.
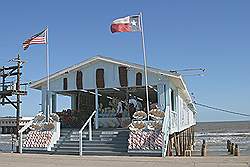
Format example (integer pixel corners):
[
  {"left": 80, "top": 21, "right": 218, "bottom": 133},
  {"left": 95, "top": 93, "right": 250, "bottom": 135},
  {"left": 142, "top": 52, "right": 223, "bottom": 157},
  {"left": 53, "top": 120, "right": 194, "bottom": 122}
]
[
  {"left": 170, "top": 125, "right": 195, "bottom": 156},
  {"left": 201, "top": 140, "right": 207, "bottom": 156},
  {"left": 227, "top": 140, "right": 240, "bottom": 156},
  {"left": 166, "top": 135, "right": 173, "bottom": 156},
  {"left": 230, "top": 143, "right": 235, "bottom": 154},
  {"left": 227, "top": 140, "right": 231, "bottom": 152},
  {"left": 234, "top": 144, "right": 240, "bottom": 156},
  {"left": 166, "top": 127, "right": 241, "bottom": 157}
]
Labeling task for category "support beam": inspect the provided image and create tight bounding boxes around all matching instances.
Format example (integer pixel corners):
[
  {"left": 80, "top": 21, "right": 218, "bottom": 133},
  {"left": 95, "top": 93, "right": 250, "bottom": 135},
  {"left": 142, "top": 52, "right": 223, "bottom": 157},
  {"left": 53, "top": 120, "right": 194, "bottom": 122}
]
[
  {"left": 48, "top": 91, "right": 52, "bottom": 117},
  {"left": 157, "top": 84, "right": 166, "bottom": 111},
  {"left": 0, "top": 101, "right": 22, "bottom": 105},
  {"left": 71, "top": 94, "right": 77, "bottom": 111},
  {"left": 4, "top": 96, "right": 17, "bottom": 109},
  {"left": 52, "top": 94, "right": 57, "bottom": 113},
  {"left": 95, "top": 88, "right": 98, "bottom": 129}
]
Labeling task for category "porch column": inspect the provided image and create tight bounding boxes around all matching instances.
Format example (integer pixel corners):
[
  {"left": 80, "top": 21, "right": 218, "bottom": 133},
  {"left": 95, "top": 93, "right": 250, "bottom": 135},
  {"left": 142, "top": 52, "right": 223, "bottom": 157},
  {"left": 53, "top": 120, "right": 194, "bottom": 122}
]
[
  {"left": 95, "top": 88, "right": 99, "bottom": 129},
  {"left": 47, "top": 91, "right": 53, "bottom": 117},
  {"left": 41, "top": 87, "right": 47, "bottom": 114},
  {"left": 176, "top": 89, "right": 181, "bottom": 132},
  {"left": 52, "top": 94, "right": 57, "bottom": 113},
  {"left": 157, "top": 83, "right": 170, "bottom": 113},
  {"left": 157, "top": 84, "right": 166, "bottom": 112},
  {"left": 167, "top": 87, "right": 171, "bottom": 130},
  {"left": 71, "top": 95, "right": 77, "bottom": 110}
]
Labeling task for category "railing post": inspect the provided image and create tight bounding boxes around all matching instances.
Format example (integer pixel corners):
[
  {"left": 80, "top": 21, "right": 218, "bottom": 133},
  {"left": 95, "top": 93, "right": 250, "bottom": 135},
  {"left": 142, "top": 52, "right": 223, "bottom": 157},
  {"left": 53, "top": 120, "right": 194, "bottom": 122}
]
[
  {"left": 89, "top": 119, "right": 92, "bottom": 141},
  {"left": 19, "top": 132, "right": 22, "bottom": 154},
  {"left": 79, "top": 131, "right": 82, "bottom": 156},
  {"left": 78, "top": 110, "right": 96, "bottom": 156}
]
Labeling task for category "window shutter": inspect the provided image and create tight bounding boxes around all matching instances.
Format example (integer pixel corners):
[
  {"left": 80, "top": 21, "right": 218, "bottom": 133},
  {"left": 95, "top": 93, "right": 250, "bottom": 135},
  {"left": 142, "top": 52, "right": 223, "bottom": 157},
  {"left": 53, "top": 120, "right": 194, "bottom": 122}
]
[
  {"left": 96, "top": 68, "right": 105, "bottom": 88},
  {"left": 118, "top": 66, "right": 128, "bottom": 87},
  {"left": 136, "top": 72, "right": 142, "bottom": 86},
  {"left": 76, "top": 71, "right": 83, "bottom": 89},
  {"left": 63, "top": 78, "right": 68, "bottom": 90}
]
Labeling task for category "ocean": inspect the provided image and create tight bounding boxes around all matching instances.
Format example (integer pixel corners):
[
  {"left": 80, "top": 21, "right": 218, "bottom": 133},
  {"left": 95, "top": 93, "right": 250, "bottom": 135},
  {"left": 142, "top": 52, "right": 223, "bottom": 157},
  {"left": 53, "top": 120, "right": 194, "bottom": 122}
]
[
  {"left": 0, "top": 134, "right": 16, "bottom": 152},
  {"left": 194, "top": 121, "right": 250, "bottom": 156},
  {"left": 0, "top": 121, "right": 249, "bottom": 155}
]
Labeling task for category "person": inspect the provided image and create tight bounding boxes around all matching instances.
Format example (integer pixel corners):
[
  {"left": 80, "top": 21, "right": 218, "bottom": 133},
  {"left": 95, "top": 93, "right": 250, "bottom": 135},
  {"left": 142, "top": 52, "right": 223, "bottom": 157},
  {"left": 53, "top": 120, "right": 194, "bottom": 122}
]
[
  {"left": 115, "top": 98, "right": 125, "bottom": 128},
  {"left": 136, "top": 97, "right": 143, "bottom": 111},
  {"left": 128, "top": 95, "right": 137, "bottom": 120}
]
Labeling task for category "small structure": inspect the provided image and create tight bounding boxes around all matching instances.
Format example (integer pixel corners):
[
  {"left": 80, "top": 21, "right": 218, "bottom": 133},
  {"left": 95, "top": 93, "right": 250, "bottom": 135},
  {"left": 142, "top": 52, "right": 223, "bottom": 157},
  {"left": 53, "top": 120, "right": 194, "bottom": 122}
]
[
  {"left": 29, "top": 56, "right": 196, "bottom": 156},
  {"left": 0, "top": 117, "right": 33, "bottom": 134}
]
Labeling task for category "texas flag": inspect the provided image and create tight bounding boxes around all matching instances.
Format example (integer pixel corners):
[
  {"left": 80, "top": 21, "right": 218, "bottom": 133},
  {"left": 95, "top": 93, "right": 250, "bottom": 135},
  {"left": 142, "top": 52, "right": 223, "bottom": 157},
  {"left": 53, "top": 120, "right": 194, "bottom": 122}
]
[{"left": 111, "top": 15, "right": 141, "bottom": 33}]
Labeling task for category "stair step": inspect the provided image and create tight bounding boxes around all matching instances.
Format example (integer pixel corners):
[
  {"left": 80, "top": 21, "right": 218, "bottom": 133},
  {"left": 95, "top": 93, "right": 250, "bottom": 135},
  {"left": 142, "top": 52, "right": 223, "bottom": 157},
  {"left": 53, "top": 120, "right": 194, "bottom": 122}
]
[
  {"left": 56, "top": 140, "right": 128, "bottom": 145},
  {"left": 22, "top": 128, "right": 131, "bottom": 156},
  {"left": 63, "top": 137, "right": 128, "bottom": 141},
  {"left": 52, "top": 146, "right": 127, "bottom": 152},
  {"left": 54, "top": 142, "right": 127, "bottom": 147},
  {"left": 52, "top": 149, "right": 128, "bottom": 156}
]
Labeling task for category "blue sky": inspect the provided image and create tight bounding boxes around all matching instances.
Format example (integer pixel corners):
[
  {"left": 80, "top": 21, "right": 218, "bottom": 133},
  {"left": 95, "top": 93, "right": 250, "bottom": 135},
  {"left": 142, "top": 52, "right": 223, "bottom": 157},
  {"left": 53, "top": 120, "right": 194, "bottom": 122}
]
[{"left": 0, "top": 0, "right": 249, "bottom": 122}]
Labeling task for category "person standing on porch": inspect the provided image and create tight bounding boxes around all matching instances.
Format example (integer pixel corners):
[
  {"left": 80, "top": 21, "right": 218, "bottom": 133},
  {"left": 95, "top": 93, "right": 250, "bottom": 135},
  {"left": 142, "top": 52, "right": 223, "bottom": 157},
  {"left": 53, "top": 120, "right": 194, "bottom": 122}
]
[
  {"left": 115, "top": 98, "right": 125, "bottom": 128},
  {"left": 136, "top": 97, "right": 143, "bottom": 111},
  {"left": 128, "top": 95, "right": 137, "bottom": 120}
]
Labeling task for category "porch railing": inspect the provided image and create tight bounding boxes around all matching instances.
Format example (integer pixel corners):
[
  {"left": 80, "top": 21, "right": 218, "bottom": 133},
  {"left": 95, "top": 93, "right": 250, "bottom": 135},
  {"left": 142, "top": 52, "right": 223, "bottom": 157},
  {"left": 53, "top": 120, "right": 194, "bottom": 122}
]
[
  {"left": 162, "top": 106, "right": 170, "bottom": 157},
  {"left": 79, "top": 110, "right": 96, "bottom": 156},
  {"left": 18, "top": 119, "right": 34, "bottom": 154}
]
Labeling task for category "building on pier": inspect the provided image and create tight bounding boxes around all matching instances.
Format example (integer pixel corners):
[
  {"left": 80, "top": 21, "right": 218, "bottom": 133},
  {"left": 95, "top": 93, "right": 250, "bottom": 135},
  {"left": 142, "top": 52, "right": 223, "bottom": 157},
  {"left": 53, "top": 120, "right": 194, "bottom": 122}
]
[{"left": 27, "top": 56, "right": 196, "bottom": 156}]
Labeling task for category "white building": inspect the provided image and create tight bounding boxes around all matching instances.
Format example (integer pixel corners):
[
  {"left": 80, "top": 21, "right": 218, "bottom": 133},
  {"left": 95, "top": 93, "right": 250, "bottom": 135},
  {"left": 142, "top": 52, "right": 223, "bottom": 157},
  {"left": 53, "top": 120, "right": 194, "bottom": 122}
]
[{"left": 30, "top": 56, "right": 196, "bottom": 156}]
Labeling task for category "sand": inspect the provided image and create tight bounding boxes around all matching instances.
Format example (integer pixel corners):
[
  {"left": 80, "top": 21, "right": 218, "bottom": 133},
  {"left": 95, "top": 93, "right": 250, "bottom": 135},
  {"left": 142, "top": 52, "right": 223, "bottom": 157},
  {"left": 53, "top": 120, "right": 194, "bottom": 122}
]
[{"left": 0, "top": 153, "right": 249, "bottom": 167}]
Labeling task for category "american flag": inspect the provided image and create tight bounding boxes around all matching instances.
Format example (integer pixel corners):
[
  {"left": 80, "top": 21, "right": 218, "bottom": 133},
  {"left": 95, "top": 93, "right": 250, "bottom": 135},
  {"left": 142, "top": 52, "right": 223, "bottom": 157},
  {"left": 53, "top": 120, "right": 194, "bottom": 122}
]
[{"left": 23, "top": 28, "right": 47, "bottom": 50}]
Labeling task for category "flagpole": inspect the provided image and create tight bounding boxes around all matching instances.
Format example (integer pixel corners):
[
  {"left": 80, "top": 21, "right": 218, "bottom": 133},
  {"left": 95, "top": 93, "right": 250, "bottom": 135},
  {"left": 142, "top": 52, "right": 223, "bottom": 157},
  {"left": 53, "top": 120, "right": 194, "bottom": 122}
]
[
  {"left": 140, "top": 12, "right": 150, "bottom": 121},
  {"left": 45, "top": 27, "right": 50, "bottom": 122}
]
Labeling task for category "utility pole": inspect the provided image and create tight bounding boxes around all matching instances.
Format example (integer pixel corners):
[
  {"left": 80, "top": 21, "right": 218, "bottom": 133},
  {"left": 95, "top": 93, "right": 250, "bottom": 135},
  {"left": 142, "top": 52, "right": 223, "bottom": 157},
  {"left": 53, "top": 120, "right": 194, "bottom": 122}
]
[{"left": 0, "top": 54, "right": 27, "bottom": 153}]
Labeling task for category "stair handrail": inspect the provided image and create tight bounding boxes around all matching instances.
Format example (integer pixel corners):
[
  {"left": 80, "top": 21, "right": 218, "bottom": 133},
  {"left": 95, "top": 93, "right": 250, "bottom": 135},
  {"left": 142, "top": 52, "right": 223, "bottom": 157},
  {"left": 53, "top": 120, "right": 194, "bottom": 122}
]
[
  {"left": 162, "top": 106, "right": 170, "bottom": 157},
  {"left": 79, "top": 110, "right": 96, "bottom": 156},
  {"left": 18, "top": 119, "right": 34, "bottom": 154}
]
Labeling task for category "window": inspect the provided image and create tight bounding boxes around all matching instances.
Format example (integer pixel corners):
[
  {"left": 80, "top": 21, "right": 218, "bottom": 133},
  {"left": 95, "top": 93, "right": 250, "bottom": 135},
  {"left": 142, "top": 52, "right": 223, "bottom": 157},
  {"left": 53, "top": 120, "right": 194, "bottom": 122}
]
[
  {"left": 136, "top": 72, "right": 142, "bottom": 86},
  {"left": 63, "top": 78, "right": 68, "bottom": 90},
  {"left": 118, "top": 66, "right": 128, "bottom": 87},
  {"left": 76, "top": 71, "right": 83, "bottom": 89},
  {"left": 96, "top": 68, "right": 105, "bottom": 88},
  {"left": 170, "top": 88, "right": 175, "bottom": 111}
]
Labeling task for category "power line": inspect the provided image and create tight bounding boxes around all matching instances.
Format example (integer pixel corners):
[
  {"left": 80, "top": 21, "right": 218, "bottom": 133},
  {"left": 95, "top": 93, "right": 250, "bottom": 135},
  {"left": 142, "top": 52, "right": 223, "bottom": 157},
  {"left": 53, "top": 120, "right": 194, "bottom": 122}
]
[{"left": 194, "top": 101, "right": 250, "bottom": 117}]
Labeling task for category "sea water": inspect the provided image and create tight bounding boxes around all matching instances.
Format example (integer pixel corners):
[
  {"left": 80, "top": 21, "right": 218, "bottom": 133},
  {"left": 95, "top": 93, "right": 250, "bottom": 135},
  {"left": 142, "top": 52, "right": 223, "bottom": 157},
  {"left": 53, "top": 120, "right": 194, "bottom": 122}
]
[
  {"left": 0, "top": 134, "right": 16, "bottom": 152},
  {"left": 194, "top": 121, "right": 250, "bottom": 156}
]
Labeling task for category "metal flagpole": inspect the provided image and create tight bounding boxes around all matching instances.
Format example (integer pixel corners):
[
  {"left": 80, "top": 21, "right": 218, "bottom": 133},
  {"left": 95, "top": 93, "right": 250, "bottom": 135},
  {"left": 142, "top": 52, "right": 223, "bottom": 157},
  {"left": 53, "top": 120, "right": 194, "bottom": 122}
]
[
  {"left": 45, "top": 27, "right": 50, "bottom": 122},
  {"left": 139, "top": 12, "right": 150, "bottom": 121}
]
